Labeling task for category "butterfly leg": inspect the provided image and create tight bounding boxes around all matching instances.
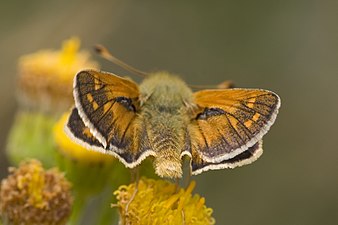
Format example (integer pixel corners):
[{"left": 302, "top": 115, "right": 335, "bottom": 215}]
[
  {"left": 175, "top": 178, "right": 186, "bottom": 225},
  {"left": 130, "top": 167, "right": 140, "bottom": 183},
  {"left": 125, "top": 168, "right": 139, "bottom": 215}
]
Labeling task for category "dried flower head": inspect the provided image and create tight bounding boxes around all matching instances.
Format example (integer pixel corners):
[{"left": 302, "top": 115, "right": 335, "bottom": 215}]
[
  {"left": 0, "top": 160, "right": 73, "bottom": 225},
  {"left": 113, "top": 178, "right": 215, "bottom": 225}
]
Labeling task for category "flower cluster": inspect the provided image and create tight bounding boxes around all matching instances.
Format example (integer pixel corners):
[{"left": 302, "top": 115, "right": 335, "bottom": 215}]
[
  {"left": 114, "top": 177, "right": 215, "bottom": 225},
  {"left": 17, "top": 37, "right": 98, "bottom": 112},
  {"left": 7, "top": 37, "right": 99, "bottom": 167},
  {"left": 0, "top": 160, "right": 72, "bottom": 225}
]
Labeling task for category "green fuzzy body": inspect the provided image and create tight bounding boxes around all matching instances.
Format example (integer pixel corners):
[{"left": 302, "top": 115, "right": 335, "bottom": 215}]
[{"left": 139, "top": 72, "right": 194, "bottom": 177}]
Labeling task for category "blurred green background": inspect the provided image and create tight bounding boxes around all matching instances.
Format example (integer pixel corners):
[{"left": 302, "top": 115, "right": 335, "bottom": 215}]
[{"left": 1, "top": 0, "right": 338, "bottom": 224}]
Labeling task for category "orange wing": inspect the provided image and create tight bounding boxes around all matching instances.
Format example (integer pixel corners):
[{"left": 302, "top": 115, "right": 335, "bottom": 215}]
[
  {"left": 188, "top": 88, "right": 280, "bottom": 163},
  {"left": 71, "top": 69, "right": 151, "bottom": 166}
]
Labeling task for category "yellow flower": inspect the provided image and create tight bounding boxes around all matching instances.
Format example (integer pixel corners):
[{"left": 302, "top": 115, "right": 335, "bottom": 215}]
[
  {"left": 113, "top": 178, "right": 215, "bottom": 225},
  {"left": 53, "top": 112, "right": 115, "bottom": 164},
  {"left": 0, "top": 159, "right": 73, "bottom": 225},
  {"left": 17, "top": 37, "right": 98, "bottom": 112}
]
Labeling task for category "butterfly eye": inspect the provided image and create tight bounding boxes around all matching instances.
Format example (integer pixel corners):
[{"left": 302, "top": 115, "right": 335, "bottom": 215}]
[
  {"left": 115, "top": 97, "right": 136, "bottom": 112},
  {"left": 196, "top": 108, "right": 225, "bottom": 120}
]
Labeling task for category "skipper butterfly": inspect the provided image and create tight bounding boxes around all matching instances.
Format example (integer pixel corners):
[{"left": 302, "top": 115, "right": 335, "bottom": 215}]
[{"left": 65, "top": 51, "right": 280, "bottom": 178}]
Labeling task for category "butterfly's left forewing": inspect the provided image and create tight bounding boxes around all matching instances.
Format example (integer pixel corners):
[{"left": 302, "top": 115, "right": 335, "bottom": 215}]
[
  {"left": 188, "top": 89, "right": 280, "bottom": 165},
  {"left": 68, "top": 69, "right": 152, "bottom": 167}
]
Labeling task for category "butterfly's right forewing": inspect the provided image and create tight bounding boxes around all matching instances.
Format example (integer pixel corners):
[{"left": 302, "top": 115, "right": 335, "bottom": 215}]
[{"left": 188, "top": 89, "right": 280, "bottom": 163}]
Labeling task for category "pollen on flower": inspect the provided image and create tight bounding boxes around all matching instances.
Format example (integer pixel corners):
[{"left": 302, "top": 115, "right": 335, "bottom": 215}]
[
  {"left": 16, "top": 161, "right": 45, "bottom": 208},
  {"left": 113, "top": 177, "right": 215, "bottom": 225},
  {"left": 0, "top": 159, "right": 73, "bottom": 225},
  {"left": 59, "top": 37, "right": 81, "bottom": 67},
  {"left": 53, "top": 112, "right": 115, "bottom": 164}
]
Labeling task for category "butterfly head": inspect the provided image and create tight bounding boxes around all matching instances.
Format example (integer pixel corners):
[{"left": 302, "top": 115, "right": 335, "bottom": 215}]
[{"left": 139, "top": 72, "right": 193, "bottom": 107}]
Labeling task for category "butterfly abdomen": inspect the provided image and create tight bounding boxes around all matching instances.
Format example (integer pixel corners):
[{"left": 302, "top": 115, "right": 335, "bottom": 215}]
[{"left": 145, "top": 113, "right": 187, "bottom": 178}]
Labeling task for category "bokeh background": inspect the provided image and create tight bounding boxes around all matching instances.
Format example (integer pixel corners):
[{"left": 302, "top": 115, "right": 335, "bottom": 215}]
[{"left": 1, "top": 0, "right": 338, "bottom": 224}]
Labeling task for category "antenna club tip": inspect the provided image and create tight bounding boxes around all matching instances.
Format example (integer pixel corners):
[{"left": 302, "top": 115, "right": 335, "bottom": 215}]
[
  {"left": 92, "top": 44, "right": 148, "bottom": 77},
  {"left": 94, "top": 44, "right": 104, "bottom": 53}
]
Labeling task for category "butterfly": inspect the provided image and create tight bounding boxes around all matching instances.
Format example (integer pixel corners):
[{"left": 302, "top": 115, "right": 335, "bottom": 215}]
[{"left": 65, "top": 69, "right": 280, "bottom": 178}]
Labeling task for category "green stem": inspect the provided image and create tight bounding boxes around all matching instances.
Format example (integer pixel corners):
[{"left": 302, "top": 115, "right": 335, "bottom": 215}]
[{"left": 68, "top": 192, "right": 89, "bottom": 225}]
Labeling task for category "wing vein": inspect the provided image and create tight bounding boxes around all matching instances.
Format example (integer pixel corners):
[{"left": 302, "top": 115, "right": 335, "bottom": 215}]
[
  {"left": 215, "top": 126, "right": 231, "bottom": 149},
  {"left": 120, "top": 116, "right": 135, "bottom": 145},
  {"left": 87, "top": 98, "right": 116, "bottom": 117},
  {"left": 224, "top": 112, "right": 254, "bottom": 136},
  {"left": 95, "top": 100, "right": 117, "bottom": 126},
  {"left": 198, "top": 123, "right": 209, "bottom": 149},
  {"left": 223, "top": 113, "right": 244, "bottom": 146}
]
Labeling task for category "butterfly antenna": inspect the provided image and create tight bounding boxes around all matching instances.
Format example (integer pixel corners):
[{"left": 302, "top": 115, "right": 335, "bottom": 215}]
[{"left": 95, "top": 44, "right": 148, "bottom": 78}]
